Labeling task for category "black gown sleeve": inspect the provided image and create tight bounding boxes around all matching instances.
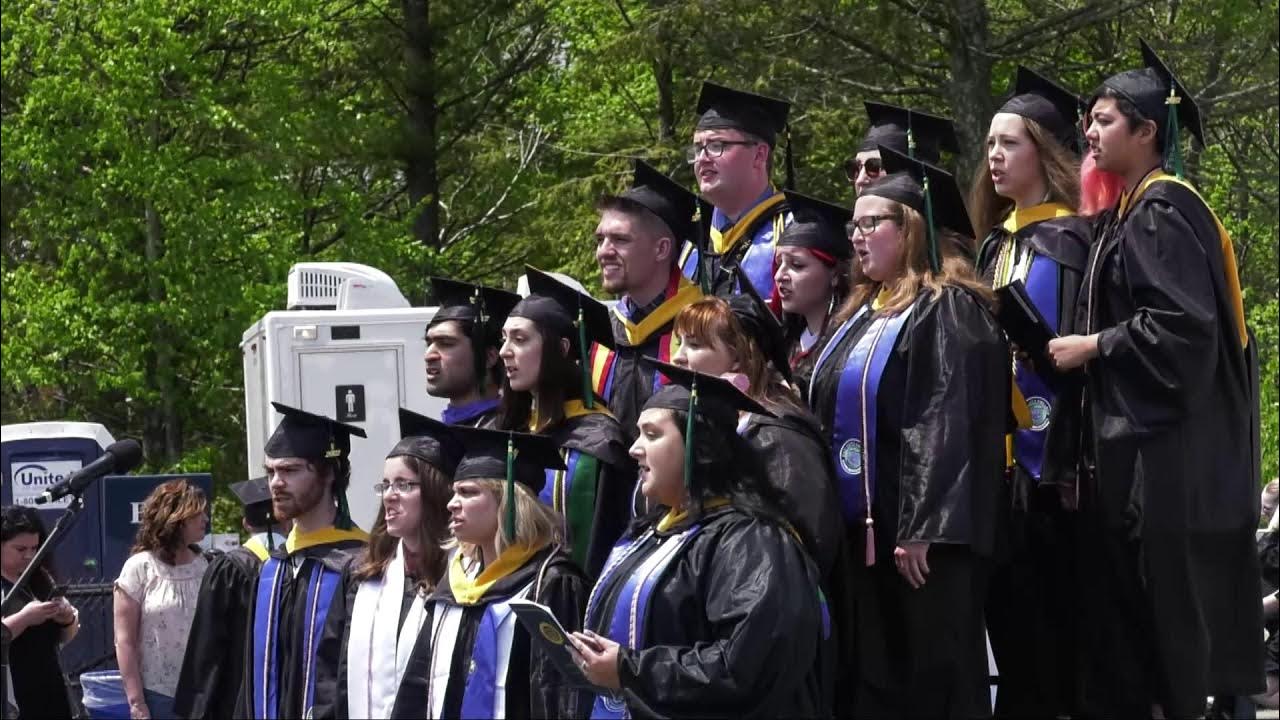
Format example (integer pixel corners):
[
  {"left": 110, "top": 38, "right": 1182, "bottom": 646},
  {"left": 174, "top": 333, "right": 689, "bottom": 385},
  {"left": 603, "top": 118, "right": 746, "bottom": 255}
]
[
  {"left": 615, "top": 521, "right": 821, "bottom": 717},
  {"left": 529, "top": 560, "right": 590, "bottom": 719},
  {"left": 1093, "top": 199, "right": 1220, "bottom": 439},
  {"left": 311, "top": 569, "right": 360, "bottom": 720},
  {"left": 745, "top": 416, "right": 843, "bottom": 577},
  {"left": 897, "top": 287, "right": 1008, "bottom": 554},
  {"left": 172, "top": 552, "right": 256, "bottom": 720}
]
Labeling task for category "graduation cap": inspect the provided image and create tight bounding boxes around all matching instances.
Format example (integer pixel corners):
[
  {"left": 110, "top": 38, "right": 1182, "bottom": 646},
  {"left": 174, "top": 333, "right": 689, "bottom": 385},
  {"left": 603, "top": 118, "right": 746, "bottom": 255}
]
[
  {"left": 695, "top": 80, "right": 797, "bottom": 190},
  {"left": 391, "top": 408, "right": 464, "bottom": 477},
  {"left": 428, "top": 277, "right": 522, "bottom": 394},
  {"left": 717, "top": 265, "right": 794, "bottom": 383},
  {"left": 1096, "top": 38, "right": 1205, "bottom": 177},
  {"left": 640, "top": 358, "right": 773, "bottom": 491},
  {"left": 451, "top": 425, "right": 566, "bottom": 539},
  {"left": 264, "top": 402, "right": 367, "bottom": 461},
  {"left": 599, "top": 160, "right": 700, "bottom": 246},
  {"left": 777, "top": 190, "right": 853, "bottom": 261},
  {"left": 859, "top": 102, "right": 961, "bottom": 165},
  {"left": 513, "top": 266, "right": 616, "bottom": 408},
  {"left": 998, "top": 66, "right": 1085, "bottom": 153},
  {"left": 864, "top": 145, "right": 975, "bottom": 272},
  {"left": 230, "top": 476, "right": 272, "bottom": 507}
]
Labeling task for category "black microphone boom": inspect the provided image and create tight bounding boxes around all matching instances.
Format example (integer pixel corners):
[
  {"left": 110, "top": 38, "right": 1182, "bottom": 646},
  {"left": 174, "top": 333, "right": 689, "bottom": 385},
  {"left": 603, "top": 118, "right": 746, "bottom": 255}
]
[{"left": 34, "top": 439, "right": 143, "bottom": 505}]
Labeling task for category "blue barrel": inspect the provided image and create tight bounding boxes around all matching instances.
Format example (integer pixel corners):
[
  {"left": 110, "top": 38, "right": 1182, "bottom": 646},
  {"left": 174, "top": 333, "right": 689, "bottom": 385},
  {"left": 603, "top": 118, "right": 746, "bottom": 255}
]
[{"left": 79, "top": 671, "right": 129, "bottom": 720}]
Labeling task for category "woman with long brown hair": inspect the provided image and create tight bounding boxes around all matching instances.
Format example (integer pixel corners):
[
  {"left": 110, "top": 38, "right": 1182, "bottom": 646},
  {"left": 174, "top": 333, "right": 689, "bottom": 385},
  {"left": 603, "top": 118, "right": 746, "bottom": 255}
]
[
  {"left": 809, "top": 147, "right": 1008, "bottom": 717},
  {"left": 113, "top": 479, "right": 210, "bottom": 720},
  {"left": 312, "top": 409, "right": 458, "bottom": 719},
  {"left": 968, "top": 66, "right": 1092, "bottom": 719}
]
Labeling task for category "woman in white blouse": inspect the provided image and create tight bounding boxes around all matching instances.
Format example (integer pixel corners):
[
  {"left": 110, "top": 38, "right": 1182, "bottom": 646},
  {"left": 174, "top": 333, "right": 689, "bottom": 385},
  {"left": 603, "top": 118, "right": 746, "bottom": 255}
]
[{"left": 113, "top": 479, "right": 210, "bottom": 720}]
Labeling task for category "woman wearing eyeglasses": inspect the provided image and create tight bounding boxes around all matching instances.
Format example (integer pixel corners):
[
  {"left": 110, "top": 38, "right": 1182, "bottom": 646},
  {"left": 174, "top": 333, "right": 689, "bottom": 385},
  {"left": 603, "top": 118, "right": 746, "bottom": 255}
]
[
  {"left": 809, "top": 147, "right": 1007, "bottom": 718},
  {"left": 311, "top": 410, "right": 459, "bottom": 720},
  {"left": 968, "top": 67, "right": 1091, "bottom": 719}
]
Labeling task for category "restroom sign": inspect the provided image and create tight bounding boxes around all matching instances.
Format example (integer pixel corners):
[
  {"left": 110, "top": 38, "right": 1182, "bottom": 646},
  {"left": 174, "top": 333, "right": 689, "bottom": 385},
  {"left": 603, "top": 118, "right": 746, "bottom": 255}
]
[{"left": 335, "top": 385, "right": 365, "bottom": 422}]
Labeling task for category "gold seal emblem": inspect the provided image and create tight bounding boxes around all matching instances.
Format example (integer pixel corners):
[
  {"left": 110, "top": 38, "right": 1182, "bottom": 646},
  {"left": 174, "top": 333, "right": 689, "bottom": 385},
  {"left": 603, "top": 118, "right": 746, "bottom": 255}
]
[{"left": 539, "top": 621, "right": 565, "bottom": 645}]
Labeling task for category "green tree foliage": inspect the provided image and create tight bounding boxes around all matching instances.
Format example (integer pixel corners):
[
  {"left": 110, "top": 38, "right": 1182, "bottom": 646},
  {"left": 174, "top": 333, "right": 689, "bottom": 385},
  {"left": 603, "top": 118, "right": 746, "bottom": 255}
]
[{"left": 3, "top": 0, "right": 1276, "bottom": 532}]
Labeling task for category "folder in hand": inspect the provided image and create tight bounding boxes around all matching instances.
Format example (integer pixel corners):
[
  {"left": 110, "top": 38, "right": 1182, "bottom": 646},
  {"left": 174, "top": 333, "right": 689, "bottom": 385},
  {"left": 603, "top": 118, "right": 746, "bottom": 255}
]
[
  {"left": 508, "top": 598, "right": 596, "bottom": 689},
  {"left": 995, "top": 279, "right": 1070, "bottom": 388}
]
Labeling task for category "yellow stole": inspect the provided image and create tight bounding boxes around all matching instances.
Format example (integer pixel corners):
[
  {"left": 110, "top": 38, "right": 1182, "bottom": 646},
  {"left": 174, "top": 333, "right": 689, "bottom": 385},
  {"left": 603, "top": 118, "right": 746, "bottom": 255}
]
[
  {"left": 448, "top": 543, "right": 544, "bottom": 606},
  {"left": 612, "top": 277, "right": 704, "bottom": 347},
  {"left": 284, "top": 524, "right": 369, "bottom": 554},
  {"left": 1118, "top": 171, "right": 1248, "bottom": 349},
  {"left": 709, "top": 192, "right": 788, "bottom": 256},
  {"left": 1000, "top": 202, "right": 1075, "bottom": 235},
  {"left": 243, "top": 535, "right": 271, "bottom": 561},
  {"left": 528, "top": 399, "right": 614, "bottom": 433},
  {"left": 656, "top": 497, "right": 730, "bottom": 532}
]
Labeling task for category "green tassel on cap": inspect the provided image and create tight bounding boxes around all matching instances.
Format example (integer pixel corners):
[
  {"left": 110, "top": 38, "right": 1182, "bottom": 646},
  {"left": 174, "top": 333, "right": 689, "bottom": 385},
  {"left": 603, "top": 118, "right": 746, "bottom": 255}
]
[
  {"left": 683, "top": 382, "right": 698, "bottom": 492},
  {"left": 1165, "top": 86, "right": 1184, "bottom": 179},
  {"left": 694, "top": 204, "right": 712, "bottom": 295},
  {"left": 504, "top": 435, "right": 516, "bottom": 540},
  {"left": 576, "top": 306, "right": 593, "bottom": 409},
  {"left": 922, "top": 175, "right": 941, "bottom": 273}
]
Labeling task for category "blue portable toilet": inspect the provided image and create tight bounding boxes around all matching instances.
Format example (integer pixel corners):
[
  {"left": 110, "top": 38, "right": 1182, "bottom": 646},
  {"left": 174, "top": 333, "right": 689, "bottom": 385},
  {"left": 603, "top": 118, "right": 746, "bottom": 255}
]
[{"left": 1, "top": 421, "right": 116, "bottom": 677}]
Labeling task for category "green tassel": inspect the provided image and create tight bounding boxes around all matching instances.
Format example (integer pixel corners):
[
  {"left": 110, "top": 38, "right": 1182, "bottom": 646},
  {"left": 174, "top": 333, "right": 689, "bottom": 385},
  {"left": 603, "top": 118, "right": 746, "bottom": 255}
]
[
  {"left": 576, "top": 306, "right": 593, "bottom": 409},
  {"left": 694, "top": 204, "right": 712, "bottom": 295},
  {"left": 683, "top": 383, "right": 697, "bottom": 493},
  {"left": 922, "top": 175, "right": 941, "bottom": 273},
  {"left": 336, "top": 491, "right": 353, "bottom": 530},
  {"left": 504, "top": 435, "right": 516, "bottom": 541},
  {"left": 907, "top": 125, "right": 916, "bottom": 159},
  {"left": 1165, "top": 88, "right": 1184, "bottom": 179}
]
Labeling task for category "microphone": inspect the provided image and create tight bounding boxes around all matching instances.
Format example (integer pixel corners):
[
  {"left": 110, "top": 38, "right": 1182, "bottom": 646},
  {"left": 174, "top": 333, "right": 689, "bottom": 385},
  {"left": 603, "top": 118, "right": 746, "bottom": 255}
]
[{"left": 34, "top": 439, "right": 143, "bottom": 505}]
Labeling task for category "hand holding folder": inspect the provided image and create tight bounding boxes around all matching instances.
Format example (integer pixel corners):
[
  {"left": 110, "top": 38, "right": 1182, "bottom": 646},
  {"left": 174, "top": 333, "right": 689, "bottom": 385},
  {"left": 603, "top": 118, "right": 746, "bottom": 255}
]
[
  {"left": 995, "top": 279, "right": 1072, "bottom": 388},
  {"left": 508, "top": 599, "right": 596, "bottom": 689}
]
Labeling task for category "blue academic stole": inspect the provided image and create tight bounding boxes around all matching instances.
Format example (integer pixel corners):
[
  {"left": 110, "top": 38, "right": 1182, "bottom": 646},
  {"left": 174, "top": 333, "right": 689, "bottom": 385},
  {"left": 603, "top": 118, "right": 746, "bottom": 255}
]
[
  {"left": 1011, "top": 253, "right": 1061, "bottom": 480},
  {"left": 583, "top": 525, "right": 705, "bottom": 719},
  {"left": 442, "top": 397, "right": 500, "bottom": 426},
  {"left": 457, "top": 592, "right": 526, "bottom": 719},
  {"left": 813, "top": 303, "right": 914, "bottom": 532},
  {"left": 250, "top": 556, "right": 342, "bottom": 720}
]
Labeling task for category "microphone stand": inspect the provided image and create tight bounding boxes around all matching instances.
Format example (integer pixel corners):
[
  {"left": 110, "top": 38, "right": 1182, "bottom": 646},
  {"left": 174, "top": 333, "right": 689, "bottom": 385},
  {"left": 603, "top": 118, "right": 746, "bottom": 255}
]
[{"left": 1, "top": 492, "right": 90, "bottom": 713}]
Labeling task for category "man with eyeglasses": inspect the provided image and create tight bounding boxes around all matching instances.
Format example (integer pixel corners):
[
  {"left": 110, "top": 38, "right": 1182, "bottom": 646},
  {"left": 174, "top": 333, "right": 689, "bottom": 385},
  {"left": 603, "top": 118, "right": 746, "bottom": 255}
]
[
  {"left": 845, "top": 102, "right": 960, "bottom": 195},
  {"left": 591, "top": 159, "right": 704, "bottom": 441},
  {"left": 679, "top": 81, "right": 793, "bottom": 305}
]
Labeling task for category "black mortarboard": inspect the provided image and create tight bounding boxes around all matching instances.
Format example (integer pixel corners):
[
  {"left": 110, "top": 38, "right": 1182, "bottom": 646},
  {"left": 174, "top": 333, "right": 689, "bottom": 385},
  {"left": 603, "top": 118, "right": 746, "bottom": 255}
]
[
  {"left": 866, "top": 145, "right": 975, "bottom": 271},
  {"left": 230, "top": 476, "right": 272, "bottom": 507},
  {"left": 860, "top": 102, "right": 961, "bottom": 165},
  {"left": 1097, "top": 39, "right": 1205, "bottom": 150},
  {"left": 428, "top": 277, "right": 521, "bottom": 331},
  {"left": 695, "top": 81, "right": 791, "bottom": 147},
  {"left": 641, "top": 358, "right": 773, "bottom": 490},
  {"left": 778, "top": 190, "right": 853, "bottom": 260},
  {"left": 451, "top": 425, "right": 566, "bottom": 538},
  {"left": 264, "top": 402, "right": 367, "bottom": 460},
  {"left": 391, "top": 408, "right": 463, "bottom": 476},
  {"left": 717, "top": 265, "right": 794, "bottom": 383},
  {"left": 600, "top": 160, "right": 700, "bottom": 245},
  {"left": 998, "top": 66, "right": 1085, "bottom": 152}
]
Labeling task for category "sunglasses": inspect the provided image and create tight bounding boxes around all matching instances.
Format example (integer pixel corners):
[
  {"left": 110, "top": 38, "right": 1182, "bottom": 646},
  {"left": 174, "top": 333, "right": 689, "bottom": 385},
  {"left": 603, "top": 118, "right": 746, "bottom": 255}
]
[{"left": 843, "top": 157, "right": 884, "bottom": 182}]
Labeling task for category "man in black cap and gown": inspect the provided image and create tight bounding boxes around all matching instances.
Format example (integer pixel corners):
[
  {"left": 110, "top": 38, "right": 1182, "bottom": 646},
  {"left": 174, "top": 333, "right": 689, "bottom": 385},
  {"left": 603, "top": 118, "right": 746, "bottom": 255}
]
[{"left": 426, "top": 277, "right": 522, "bottom": 428}]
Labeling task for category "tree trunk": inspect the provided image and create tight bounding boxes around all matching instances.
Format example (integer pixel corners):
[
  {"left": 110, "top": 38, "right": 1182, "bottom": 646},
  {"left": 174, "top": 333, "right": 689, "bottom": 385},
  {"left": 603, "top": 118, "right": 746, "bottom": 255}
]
[
  {"left": 943, "top": 0, "right": 995, "bottom": 186},
  {"left": 403, "top": 0, "right": 440, "bottom": 246},
  {"left": 652, "top": 3, "right": 676, "bottom": 143}
]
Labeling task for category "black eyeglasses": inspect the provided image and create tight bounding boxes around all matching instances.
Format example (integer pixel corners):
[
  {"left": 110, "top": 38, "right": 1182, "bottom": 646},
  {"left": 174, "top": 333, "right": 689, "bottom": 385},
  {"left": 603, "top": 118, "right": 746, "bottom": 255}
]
[
  {"left": 847, "top": 214, "right": 901, "bottom": 235},
  {"left": 373, "top": 480, "right": 421, "bottom": 496},
  {"left": 687, "top": 140, "right": 758, "bottom": 163},
  {"left": 843, "top": 157, "right": 884, "bottom": 182}
]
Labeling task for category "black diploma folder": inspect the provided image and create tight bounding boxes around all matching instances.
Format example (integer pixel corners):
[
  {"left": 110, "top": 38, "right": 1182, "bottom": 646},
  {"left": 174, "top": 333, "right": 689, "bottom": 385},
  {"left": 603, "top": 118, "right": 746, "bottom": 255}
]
[{"left": 508, "top": 598, "right": 595, "bottom": 689}]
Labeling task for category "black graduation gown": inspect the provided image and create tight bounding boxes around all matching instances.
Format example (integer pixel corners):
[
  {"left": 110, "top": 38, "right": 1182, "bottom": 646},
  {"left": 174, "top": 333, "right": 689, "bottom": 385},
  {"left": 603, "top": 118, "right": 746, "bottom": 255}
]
[
  {"left": 1, "top": 577, "right": 73, "bottom": 720},
  {"left": 810, "top": 285, "right": 1008, "bottom": 719},
  {"left": 234, "top": 537, "right": 366, "bottom": 720},
  {"left": 584, "top": 504, "right": 826, "bottom": 719},
  {"left": 1061, "top": 176, "right": 1264, "bottom": 718},
  {"left": 389, "top": 545, "right": 588, "bottom": 719},
  {"left": 541, "top": 410, "right": 637, "bottom": 580},
  {"left": 172, "top": 546, "right": 263, "bottom": 720},
  {"left": 311, "top": 564, "right": 424, "bottom": 719},
  {"left": 975, "top": 212, "right": 1089, "bottom": 718}
]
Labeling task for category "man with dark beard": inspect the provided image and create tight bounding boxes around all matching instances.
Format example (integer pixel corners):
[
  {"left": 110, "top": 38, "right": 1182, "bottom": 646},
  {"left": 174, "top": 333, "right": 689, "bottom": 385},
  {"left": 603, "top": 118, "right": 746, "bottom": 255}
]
[
  {"left": 426, "top": 278, "right": 521, "bottom": 428},
  {"left": 231, "top": 403, "right": 370, "bottom": 720}
]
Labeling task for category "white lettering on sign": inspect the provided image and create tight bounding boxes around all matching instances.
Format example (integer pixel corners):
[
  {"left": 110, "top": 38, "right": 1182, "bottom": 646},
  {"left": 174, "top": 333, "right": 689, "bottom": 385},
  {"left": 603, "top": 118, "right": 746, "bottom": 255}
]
[
  {"left": 9, "top": 459, "right": 83, "bottom": 509},
  {"left": 131, "top": 502, "right": 145, "bottom": 525}
]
